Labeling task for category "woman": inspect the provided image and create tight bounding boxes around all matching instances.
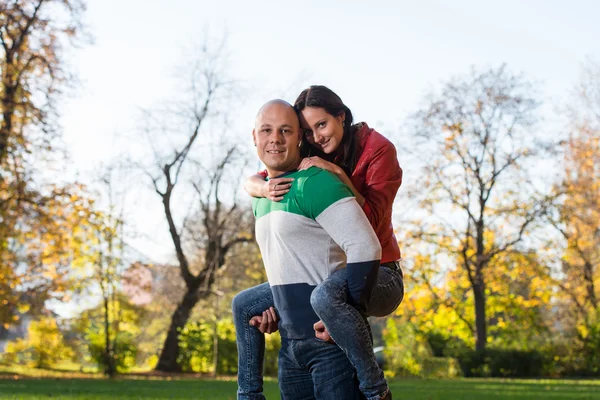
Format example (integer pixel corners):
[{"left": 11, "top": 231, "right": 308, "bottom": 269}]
[{"left": 233, "top": 85, "right": 403, "bottom": 400}]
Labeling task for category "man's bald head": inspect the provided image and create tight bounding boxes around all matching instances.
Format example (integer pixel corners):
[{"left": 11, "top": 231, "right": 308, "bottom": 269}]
[{"left": 255, "top": 99, "right": 300, "bottom": 130}]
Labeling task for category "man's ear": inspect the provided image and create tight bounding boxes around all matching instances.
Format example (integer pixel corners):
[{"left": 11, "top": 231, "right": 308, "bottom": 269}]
[{"left": 252, "top": 129, "right": 257, "bottom": 146}]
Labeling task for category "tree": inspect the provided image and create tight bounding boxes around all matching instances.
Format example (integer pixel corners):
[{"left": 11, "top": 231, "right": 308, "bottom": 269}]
[
  {"left": 65, "top": 164, "right": 133, "bottom": 376},
  {"left": 0, "top": 0, "right": 88, "bottom": 328},
  {"left": 136, "top": 40, "right": 252, "bottom": 372},
  {"left": 395, "top": 246, "right": 554, "bottom": 356},
  {"left": 3, "top": 316, "right": 73, "bottom": 368},
  {"left": 407, "top": 65, "right": 552, "bottom": 352},
  {"left": 0, "top": 0, "right": 87, "bottom": 165},
  {"left": 548, "top": 59, "right": 600, "bottom": 374},
  {"left": 551, "top": 59, "right": 600, "bottom": 317},
  {"left": 90, "top": 174, "right": 126, "bottom": 377},
  {"left": 1, "top": 183, "right": 98, "bottom": 328},
  {"left": 71, "top": 293, "right": 143, "bottom": 373},
  {"left": 152, "top": 144, "right": 252, "bottom": 372}
]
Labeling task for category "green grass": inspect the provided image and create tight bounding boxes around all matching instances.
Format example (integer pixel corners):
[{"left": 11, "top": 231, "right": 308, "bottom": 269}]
[
  {"left": 0, "top": 364, "right": 102, "bottom": 379},
  {"left": 0, "top": 377, "right": 599, "bottom": 400}
]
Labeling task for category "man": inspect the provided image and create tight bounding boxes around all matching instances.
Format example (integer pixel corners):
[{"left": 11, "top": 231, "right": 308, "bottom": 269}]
[{"left": 247, "top": 99, "right": 381, "bottom": 399}]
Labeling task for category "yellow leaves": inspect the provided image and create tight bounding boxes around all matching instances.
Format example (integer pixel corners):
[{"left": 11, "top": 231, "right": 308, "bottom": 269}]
[
  {"left": 42, "top": 264, "right": 58, "bottom": 280},
  {"left": 578, "top": 324, "right": 590, "bottom": 339},
  {"left": 556, "top": 123, "right": 600, "bottom": 317},
  {"left": 17, "top": 303, "right": 30, "bottom": 314},
  {"left": 4, "top": 316, "right": 75, "bottom": 368},
  {"left": 1, "top": 181, "right": 113, "bottom": 327},
  {"left": 236, "top": 231, "right": 254, "bottom": 241}
]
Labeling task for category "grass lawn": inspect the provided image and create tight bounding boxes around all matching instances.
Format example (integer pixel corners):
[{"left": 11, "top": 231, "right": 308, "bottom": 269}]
[{"left": 0, "top": 376, "right": 599, "bottom": 400}]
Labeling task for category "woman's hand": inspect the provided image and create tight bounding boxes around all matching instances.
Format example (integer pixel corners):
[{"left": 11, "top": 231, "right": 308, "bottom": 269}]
[
  {"left": 298, "top": 156, "right": 341, "bottom": 176},
  {"left": 313, "top": 320, "right": 335, "bottom": 343},
  {"left": 262, "top": 178, "right": 294, "bottom": 201}
]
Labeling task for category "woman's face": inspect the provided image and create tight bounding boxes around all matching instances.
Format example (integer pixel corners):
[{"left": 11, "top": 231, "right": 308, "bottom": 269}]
[{"left": 299, "top": 106, "right": 345, "bottom": 154}]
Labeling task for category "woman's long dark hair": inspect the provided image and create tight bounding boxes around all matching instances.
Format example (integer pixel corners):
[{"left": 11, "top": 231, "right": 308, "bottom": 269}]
[{"left": 294, "top": 85, "right": 360, "bottom": 175}]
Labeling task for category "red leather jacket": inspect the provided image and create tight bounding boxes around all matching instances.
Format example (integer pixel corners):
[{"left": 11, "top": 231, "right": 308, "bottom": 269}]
[
  {"left": 258, "top": 123, "right": 402, "bottom": 262},
  {"left": 345, "top": 123, "right": 402, "bottom": 263}
]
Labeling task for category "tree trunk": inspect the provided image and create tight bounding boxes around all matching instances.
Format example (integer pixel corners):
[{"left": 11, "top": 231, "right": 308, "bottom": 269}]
[
  {"left": 0, "top": 85, "right": 16, "bottom": 166},
  {"left": 212, "top": 274, "right": 220, "bottom": 378},
  {"left": 473, "top": 278, "right": 487, "bottom": 353},
  {"left": 103, "top": 295, "right": 115, "bottom": 377},
  {"left": 155, "top": 287, "right": 201, "bottom": 372},
  {"left": 584, "top": 261, "right": 598, "bottom": 310}
]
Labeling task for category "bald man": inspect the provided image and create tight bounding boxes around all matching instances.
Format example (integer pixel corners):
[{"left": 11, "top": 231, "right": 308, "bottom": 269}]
[{"left": 236, "top": 100, "right": 381, "bottom": 399}]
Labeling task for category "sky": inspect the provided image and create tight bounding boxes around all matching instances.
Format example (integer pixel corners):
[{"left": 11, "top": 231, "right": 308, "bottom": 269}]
[{"left": 56, "top": 0, "right": 600, "bottom": 269}]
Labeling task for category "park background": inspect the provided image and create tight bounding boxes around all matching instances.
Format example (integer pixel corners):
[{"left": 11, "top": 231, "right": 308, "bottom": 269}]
[{"left": 0, "top": 0, "right": 599, "bottom": 399}]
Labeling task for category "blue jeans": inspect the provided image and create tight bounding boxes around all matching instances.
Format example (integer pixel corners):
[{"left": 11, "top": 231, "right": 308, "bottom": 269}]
[
  {"left": 232, "top": 282, "right": 272, "bottom": 400},
  {"left": 311, "top": 266, "right": 403, "bottom": 400},
  {"left": 278, "top": 337, "right": 365, "bottom": 400},
  {"left": 232, "top": 266, "right": 404, "bottom": 400}
]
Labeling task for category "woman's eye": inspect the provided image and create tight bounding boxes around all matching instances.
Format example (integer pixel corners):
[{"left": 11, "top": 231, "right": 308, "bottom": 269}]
[{"left": 318, "top": 122, "right": 326, "bottom": 128}]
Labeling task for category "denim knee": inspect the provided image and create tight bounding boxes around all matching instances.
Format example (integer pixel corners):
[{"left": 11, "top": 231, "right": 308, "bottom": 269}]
[
  {"left": 310, "top": 284, "right": 326, "bottom": 315},
  {"left": 232, "top": 288, "right": 255, "bottom": 321},
  {"left": 310, "top": 281, "right": 343, "bottom": 317},
  {"left": 232, "top": 283, "right": 273, "bottom": 323}
]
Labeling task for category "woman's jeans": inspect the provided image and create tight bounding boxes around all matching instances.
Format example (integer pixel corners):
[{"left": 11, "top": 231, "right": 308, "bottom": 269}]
[{"left": 232, "top": 264, "right": 404, "bottom": 400}]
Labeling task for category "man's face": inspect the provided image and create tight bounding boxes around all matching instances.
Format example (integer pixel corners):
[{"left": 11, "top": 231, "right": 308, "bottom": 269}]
[{"left": 253, "top": 102, "right": 302, "bottom": 175}]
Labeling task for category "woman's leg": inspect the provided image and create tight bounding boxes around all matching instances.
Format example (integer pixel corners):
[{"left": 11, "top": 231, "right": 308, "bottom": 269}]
[
  {"left": 368, "top": 263, "right": 404, "bottom": 317},
  {"left": 232, "top": 282, "right": 274, "bottom": 400},
  {"left": 310, "top": 265, "right": 403, "bottom": 400}
]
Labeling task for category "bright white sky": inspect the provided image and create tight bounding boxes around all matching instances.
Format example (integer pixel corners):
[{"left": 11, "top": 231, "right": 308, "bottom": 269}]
[{"left": 57, "top": 0, "right": 600, "bottom": 267}]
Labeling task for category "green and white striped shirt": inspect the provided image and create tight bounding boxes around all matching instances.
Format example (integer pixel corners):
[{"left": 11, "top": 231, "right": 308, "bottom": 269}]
[{"left": 253, "top": 167, "right": 381, "bottom": 339}]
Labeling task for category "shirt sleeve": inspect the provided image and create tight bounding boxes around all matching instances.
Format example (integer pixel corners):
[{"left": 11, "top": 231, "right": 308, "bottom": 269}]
[
  {"left": 299, "top": 170, "right": 382, "bottom": 313},
  {"left": 361, "top": 142, "right": 403, "bottom": 231}
]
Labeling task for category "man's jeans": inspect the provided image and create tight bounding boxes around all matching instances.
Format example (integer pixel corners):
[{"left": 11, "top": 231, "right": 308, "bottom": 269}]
[
  {"left": 278, "top": 337, "right": 365, "bottom": 400},
  {"left": 232, "top": 265, "right": 404, "bottom": 400}
]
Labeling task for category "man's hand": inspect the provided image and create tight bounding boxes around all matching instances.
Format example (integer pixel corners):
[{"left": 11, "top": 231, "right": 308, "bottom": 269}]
[
  {"left": 261, "top": 178, "right": 294, "bottom": 201},
  {"left": 313, "top": 320, "right": 335, "bottom": 343},
  {"left": 249, "top": 307, "right": 279, "bottom": 334}
]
